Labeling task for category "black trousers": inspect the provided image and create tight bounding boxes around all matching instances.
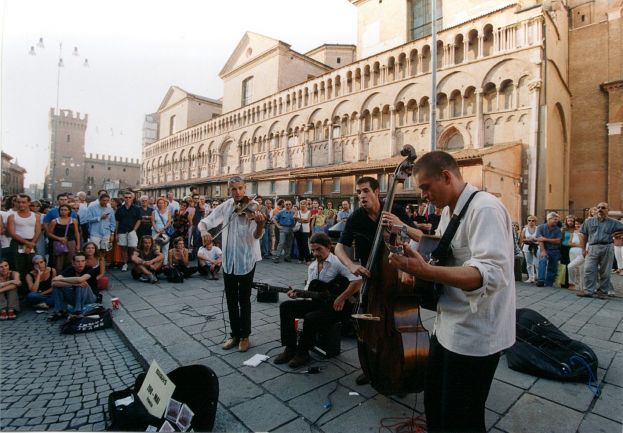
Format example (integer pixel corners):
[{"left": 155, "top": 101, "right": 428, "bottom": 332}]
[
  {"left": 294, "top": 231, "right": 311, "bottom": 262},
  {"left": 424, "top": 335, "right": 500, "bottom": 433},
  {"left": 279, "top": 299, "right": 347, "bottom": 354},
  {"left": 223, "top": 266, "right": 255, "bottom": 339}
]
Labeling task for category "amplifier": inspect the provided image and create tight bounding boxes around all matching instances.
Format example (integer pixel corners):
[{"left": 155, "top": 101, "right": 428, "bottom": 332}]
[
  {"left": 313, "top": 322, "right": 342, "bottom": 358},
  {"left": 256, "top": 286, "right": 278, "bottom": 303}
]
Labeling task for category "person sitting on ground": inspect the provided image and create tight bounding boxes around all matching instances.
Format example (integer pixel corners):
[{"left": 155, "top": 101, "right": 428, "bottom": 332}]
[
  {"left": 274, "top": 232, "right": 362, "bottom": 368},
  {"left": 0, "top": 259, "right": 21, "bottom": 320},
  {"left": 131, "top": 235, "right": 163, "bottom": 283},
  {"left": 165, "top": 237, "right": 197, "bottom": 279},
  {"left": 83, "top": 241, "right": 108, "bottom": 292},
  {"left": 48, "top": 253, "right": 97, "bottom": 321},
  {"left": 197, "top": 237, "right": 223, "bottom": 280},
  {"left": 25, "top": 255, "right": 56, "bottom": 310}
]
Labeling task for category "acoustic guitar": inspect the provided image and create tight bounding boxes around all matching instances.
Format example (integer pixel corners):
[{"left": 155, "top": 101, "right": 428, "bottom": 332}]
[{"left": 252, "top": 276, "right": 350, "bottom": 304}]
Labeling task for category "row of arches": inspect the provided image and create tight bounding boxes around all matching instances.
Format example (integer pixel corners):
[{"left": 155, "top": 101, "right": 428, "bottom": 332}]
[{"left": 145, "top": 17, "right": 543, "bottom": 159}]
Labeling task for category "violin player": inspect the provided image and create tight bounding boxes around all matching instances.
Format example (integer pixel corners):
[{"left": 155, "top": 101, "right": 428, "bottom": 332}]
[
  {"left": 273, "top": 232, "right": 362, "bottom": 368},
  {"left": 334, "top": 176, "right": 416, "bottom": 385},
  {"left": 198, "top": 175, "right": 266, "bottom": 353},
  {"left": 387, "top": 151, "right": 516, "bottom": 433}
]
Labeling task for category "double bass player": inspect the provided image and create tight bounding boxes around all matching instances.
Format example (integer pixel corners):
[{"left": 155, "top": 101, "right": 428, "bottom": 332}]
[
  {"left": 388, "top": 151, "right": 516, "bottom": 433},
  {"left": 334, "top": 175, "right": 417, "bottom": 385}
]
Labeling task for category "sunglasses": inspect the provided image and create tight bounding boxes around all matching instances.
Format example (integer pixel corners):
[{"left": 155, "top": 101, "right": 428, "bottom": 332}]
[
  {"left": 528, "top": 219, "right": 536, "bottom": 222},
  {"left": 597, "top": 206, "right": 608, "bottom": 209}
]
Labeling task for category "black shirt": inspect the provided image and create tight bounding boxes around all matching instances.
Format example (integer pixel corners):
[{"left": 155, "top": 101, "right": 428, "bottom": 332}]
[
  {"left": 61, "top": 266, "right": 98, "bottom": 278},
  {"left": 115, "top": 204, "right": 142, "bottom": 234},
  {"left": 338, "top": 203, "right": 414, "bottom": 267}
]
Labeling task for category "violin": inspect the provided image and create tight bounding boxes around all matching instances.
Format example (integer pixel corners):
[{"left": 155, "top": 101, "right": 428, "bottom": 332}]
[{"left": 233, "top": 195, "right": 259, "bottom": 216}]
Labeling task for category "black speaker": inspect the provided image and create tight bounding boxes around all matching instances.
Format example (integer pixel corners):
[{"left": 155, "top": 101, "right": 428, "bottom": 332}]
[
  {"left": 313, "top": 322, "right": 342, "bottom": 358},
  {"left": 256, "top": 287, "right": 278, "bottom": 303}
]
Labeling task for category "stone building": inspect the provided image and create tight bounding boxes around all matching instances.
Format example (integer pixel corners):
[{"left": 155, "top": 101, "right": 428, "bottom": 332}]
[
  {"left": 1, "top": 152, "right": 27, "bottom": 196},
  {"left": 141, "top": 0, "right": 622, "bottom": 221},
  {"left": 44, "top": 108, "right": 141, "bottom": 199}
]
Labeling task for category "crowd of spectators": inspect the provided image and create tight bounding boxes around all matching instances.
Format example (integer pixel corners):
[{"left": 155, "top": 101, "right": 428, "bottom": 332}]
[
  {"left": 0, "top": 188, "right": 224, "bottom": 321},
  {"left": 0, "top": 187, "right": 620, "bottom": 321},
  {"left": 515, "top": 204, "right": 623, "bottom": 298}
]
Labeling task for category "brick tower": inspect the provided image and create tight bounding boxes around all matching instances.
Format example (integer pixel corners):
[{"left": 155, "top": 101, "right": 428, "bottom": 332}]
[{"left": 44, "top": 108, "right": 88, "bottom": 199}]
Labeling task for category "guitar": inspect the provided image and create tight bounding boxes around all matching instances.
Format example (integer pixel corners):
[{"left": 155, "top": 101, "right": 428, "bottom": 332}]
[{"left": 252, "top": 276, "right": 350, "bottom": 304}]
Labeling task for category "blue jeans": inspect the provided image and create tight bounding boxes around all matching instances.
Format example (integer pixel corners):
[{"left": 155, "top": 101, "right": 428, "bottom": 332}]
[
  {"left": 538, "top": 249, "right": 560, "bottom": 286},
  {"left": 52, "top": 285, "right": 96, "bottom": 313},
  {"left": 261, "top": 224, "right": 271, "bottom": 257},
  {"left": 26, "top": 292, "right": 55, "bottom": 307}
]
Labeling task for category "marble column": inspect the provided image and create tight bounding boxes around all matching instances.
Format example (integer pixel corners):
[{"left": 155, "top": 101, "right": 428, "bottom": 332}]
[
  {"left": 328, "top": 127, "right": 335, "bottom": 165},
  {"left": 474, "top": 91, "right": 484, "bottom": 148},
  {"left": 527, "top": 80, "right": 542, "bottom": 216},
  {"left": 389, "top": 105, "right": 397, "bottom": 156}
]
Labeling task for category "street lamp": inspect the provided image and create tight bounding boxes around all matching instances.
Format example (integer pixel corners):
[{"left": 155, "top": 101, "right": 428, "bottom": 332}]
[{"left": 29, "top": 37, "right": 89, "bottom": 200}]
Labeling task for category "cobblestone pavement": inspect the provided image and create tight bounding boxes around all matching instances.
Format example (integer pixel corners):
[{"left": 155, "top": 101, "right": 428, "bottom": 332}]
[
  {"left": 0, "top": 309, "right": 144, "bottom": 431},
  {"left": 102, "top": 259, "right": 623, "bottom": 433}
]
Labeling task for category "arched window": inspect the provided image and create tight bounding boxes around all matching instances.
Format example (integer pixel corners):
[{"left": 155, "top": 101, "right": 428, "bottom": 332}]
[
  {"left": 169, "top": 115, "right": 176, "bottom": 135},
  {"left": 242, "top": 76, "right": 253, "bottom": 107}
]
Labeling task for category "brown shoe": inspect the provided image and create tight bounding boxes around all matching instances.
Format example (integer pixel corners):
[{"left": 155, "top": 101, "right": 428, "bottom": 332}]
[
  {"left": 274, "top": 347, "right": 296, "bottom": 364},
  {"left": 238, "top": 337, "right": 250, "bottom": 352},
  {"left": 576, "top": 291, "right": 594, "bottom": 298},
  {"left": 222, "top": 338, "right": 240, "bottom": 350},
  {"left": 288, "top": 352, "right": 310, "bottom": 368}
]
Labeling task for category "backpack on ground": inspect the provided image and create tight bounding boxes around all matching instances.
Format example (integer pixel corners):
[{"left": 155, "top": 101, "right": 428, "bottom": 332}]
[
  {"left": 107, "top": 364, "right": 219, "bottom": 432},
  {"left": 61, "top": 304, "right": 113, "bottom": 334}
]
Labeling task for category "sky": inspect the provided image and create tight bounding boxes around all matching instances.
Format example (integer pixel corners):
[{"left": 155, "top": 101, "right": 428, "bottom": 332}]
[{"left": 0, "top": 0, "right": 357, "bottom": 185}]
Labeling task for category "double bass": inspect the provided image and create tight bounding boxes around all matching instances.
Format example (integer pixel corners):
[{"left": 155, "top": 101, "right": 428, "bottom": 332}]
[{"left": 352, "top": 144, "right": 429, "bottom": 395}]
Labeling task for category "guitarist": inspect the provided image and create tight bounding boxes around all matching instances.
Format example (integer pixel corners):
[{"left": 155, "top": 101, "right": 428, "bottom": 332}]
[
  {"left": 274, "top": 233, "right": 362, "bottom": 368},
  {"left": 387, "top": 151, "right": 516, "bottom": 433}
]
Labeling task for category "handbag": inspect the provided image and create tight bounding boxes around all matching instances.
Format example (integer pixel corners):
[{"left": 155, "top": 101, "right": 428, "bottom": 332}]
[
  {"left": 53, "top": 218, "right": 71, "bottom": 256},
  {"left": 167, "top": 266, "right": 185, "bottom": 283},
  {"left": 157, "top": 211, "right": 175, "bottom": 237},
  {"left": 414, "top": 191, "right": 479, "bottom": 311}
]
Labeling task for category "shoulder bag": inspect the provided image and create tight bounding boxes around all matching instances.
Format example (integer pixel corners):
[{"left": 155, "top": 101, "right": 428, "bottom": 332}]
[{"left": 53, "top": 218, "right": 71, "bottom": 256}]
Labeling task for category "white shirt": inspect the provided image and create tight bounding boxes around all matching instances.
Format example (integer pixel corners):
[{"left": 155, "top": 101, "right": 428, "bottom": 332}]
[
  {"left": 11, "top": 211, "right": 36, "bottom": 239},
  {"left": 305, "top": 253, "right": 360, "bottom": 290},
  {"left": 0, "top": 210, "right": 14, "bottom": 248},
  {"left": 198, "top": 246, "right": 222, "bottom": 266},
  {"left": 167, "top": 200, "right": 180, "bottom": 215},
  {"left": 433, "top": 183, "right": 516, "bottom": 357},
  {"left": 298, "top": 210, "right": 311, "bottom": 233},
  {"left": 198, "top": 198, "right": 262, "bottom": 275}
]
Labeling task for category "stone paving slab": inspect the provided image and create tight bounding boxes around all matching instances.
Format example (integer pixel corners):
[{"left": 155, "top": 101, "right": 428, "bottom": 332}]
[
  {"left": 0, "top": 309, "right": 144, "bottom": 431},
  {"left": 26, "top": 259, "right": 620, "bottom": 432}
]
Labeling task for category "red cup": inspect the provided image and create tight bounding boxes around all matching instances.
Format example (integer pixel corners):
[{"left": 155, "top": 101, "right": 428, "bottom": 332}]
[{"left": 111, "top": 297, "right": 120, "bottom": 309}]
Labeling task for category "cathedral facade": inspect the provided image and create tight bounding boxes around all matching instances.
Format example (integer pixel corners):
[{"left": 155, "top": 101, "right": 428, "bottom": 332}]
[{"left": 141, "top": 0, "right": 623, "bottom": 221}]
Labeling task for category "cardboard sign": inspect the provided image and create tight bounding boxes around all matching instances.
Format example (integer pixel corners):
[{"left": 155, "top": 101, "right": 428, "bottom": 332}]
[{"left": 137, "top": 361, "right": 176, "bottom": 418}]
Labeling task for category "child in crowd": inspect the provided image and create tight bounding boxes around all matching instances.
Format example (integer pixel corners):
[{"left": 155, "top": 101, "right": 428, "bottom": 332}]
[{"left": 197, "top": 237, "right": 223, "bottom": 280}]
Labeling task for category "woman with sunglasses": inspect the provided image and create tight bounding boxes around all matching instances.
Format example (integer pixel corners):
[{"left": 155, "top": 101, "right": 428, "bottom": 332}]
[
  {"left": 25, "top": 255, "right": 56, "bottom": 309},
  {"left": 520, "top": 215, "right": 539, "bottom": 283}
]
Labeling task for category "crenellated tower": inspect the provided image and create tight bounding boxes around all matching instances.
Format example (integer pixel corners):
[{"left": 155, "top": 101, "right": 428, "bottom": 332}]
[{"left": 45, "top": 108, "right": 88, "bottom": 198}]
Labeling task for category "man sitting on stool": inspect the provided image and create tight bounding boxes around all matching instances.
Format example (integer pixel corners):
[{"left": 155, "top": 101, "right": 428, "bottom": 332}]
[{"left": 274, "top": 233, "right": 362, "bottom": 368}]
